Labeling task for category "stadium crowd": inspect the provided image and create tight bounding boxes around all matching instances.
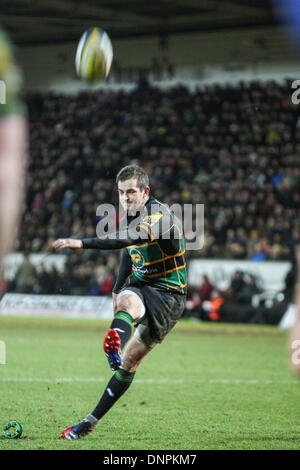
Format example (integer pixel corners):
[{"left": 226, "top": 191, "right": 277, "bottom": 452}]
[
  {"left": 9, "top": 251, "right": 294, "bottom": 325},
  {"left": 7, "top": 78, "right": 300, "bottom": 310}
]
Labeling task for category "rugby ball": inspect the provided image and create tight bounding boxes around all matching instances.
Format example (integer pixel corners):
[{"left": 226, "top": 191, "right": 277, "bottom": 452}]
[{"left": 75, "top": 27, "right": 113, "bottom": 82}]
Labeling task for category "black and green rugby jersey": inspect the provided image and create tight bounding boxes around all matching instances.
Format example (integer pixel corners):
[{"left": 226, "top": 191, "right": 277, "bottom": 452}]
[
  {"left": 124, "top": 197, "right": 187, "bottom": 295},
  {"left": 82, "top": 195, "right": 187, "bottom": 295}
]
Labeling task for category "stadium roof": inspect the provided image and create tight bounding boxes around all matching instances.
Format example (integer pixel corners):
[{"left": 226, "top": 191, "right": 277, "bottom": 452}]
[{"left": 2, "top": 0, "right": 276, "bottom": 46}]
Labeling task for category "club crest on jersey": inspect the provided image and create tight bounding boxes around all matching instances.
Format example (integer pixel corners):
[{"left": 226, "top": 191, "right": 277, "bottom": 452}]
[
  {"left": 129, "top": 248, "right": 144, "bottom": 268},
  {"left": 142, "top": 212, "right": 163, "bottom": 227}
]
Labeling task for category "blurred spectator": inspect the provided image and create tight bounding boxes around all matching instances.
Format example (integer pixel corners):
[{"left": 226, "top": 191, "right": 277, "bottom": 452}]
[
  {"left": 197, "top": 274, "right": 213, "bottom": 300},
  {"left": 15, "top": 253, "right": 37, "bottom": 293},
  {"left": 283, "top": 250, "right": 297, "bottom": 303},
  {"left": 235, "top": 274, "right": 262, "bottom": 304},
  {"left": 184, "top": 287, "right": 202, "bottom": 319},
  {"left": 230, "top": 270, "right": 246, "bottom": 297},
  {"left": 202, "top": 289, "right": 225, "bottom": 321},
  {"left": 32, "top": 263, "right": 51, "bottom": 294}
]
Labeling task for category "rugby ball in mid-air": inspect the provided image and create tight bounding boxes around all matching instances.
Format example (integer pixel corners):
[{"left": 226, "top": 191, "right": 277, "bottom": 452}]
[{"left": 75, "top": 27, "right": 113, "bottom": 82}]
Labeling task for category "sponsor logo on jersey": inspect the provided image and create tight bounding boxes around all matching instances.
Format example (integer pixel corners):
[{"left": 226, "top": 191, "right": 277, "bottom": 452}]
[{"left": 129, "top": 248, "right": 144, "bottom": 268}]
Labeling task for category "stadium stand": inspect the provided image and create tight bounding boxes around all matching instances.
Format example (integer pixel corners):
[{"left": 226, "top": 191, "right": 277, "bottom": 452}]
[{"left": 7, "top": 78, "right": 300, "bottom": 313}]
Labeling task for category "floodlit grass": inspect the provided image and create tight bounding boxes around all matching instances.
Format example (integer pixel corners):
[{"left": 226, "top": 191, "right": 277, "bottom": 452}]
[{"left": 0, "top": 315, "right": 299, "bottom": 450}]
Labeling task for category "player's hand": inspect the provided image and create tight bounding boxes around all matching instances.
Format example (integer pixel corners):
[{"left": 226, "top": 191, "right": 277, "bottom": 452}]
[{"left": 52, "top": 238, "right": 83, "bottom": 250}]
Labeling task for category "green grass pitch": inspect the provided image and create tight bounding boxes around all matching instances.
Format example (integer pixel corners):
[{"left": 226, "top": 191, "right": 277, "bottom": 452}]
[{"left": 0, "top": 315, "right": 299, "bottom": 450}]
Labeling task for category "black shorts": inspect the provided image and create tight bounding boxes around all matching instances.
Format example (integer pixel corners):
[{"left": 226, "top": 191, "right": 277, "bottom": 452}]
[{"left": 119, "top": 279, "right": 186, "bottom": 348}]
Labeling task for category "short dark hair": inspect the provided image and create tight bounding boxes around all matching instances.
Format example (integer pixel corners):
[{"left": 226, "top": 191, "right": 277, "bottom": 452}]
[{"left": 116, "top": 164, "right": 149, "bottom": 190}]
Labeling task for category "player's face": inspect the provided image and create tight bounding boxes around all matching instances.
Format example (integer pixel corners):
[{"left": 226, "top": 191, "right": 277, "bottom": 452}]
[{"left": 118, "top": 178, "right": 149, "bottom": 216}]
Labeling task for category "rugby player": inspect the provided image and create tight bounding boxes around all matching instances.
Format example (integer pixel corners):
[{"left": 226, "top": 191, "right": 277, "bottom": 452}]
[
  {"left": 53, "top": 164, "right": 187, "bottom": 439},
  {"left": 0, "top": 28, "right": 27, "bottom": 295}
]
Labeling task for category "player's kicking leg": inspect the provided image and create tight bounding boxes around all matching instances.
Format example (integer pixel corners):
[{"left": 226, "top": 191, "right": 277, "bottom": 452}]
[
  {"left": 103, "top": 292, "right": 144, "bottom": 371},
  {"left": 61, "top": 337, "right": 151, "bottom": 439},
  {"left": 61, "top": 292, "right": 145, "bottom": 440}
]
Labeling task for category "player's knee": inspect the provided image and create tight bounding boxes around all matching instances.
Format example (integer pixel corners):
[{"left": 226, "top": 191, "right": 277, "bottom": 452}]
[{"left": 116, "top": 295, "right": 141, "bottom": 320}]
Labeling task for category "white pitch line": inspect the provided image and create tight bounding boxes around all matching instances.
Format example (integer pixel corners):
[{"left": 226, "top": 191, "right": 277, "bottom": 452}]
[
  {"left": 0, "top": 378, "right": 299, "bottom": 384},
  {"left": 0, "top": 377, "right": 184, "bottom": 384}
]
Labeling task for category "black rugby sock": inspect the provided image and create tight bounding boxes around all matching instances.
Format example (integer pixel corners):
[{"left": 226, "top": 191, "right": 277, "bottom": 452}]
[
  {"left": 91, "top": 369, "right": 135, "bottom": 420},
  {"left": 110, "top": 311, "right": 134, "bottom": 351}
]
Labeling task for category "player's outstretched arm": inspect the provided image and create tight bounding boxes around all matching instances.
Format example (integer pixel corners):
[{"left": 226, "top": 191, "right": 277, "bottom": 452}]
[
  {"left": 52, "top": 229, "right": 146, "bottom": 251},
  {"left": 52, "top": 238, "right": 83, "bottom": 250}
]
